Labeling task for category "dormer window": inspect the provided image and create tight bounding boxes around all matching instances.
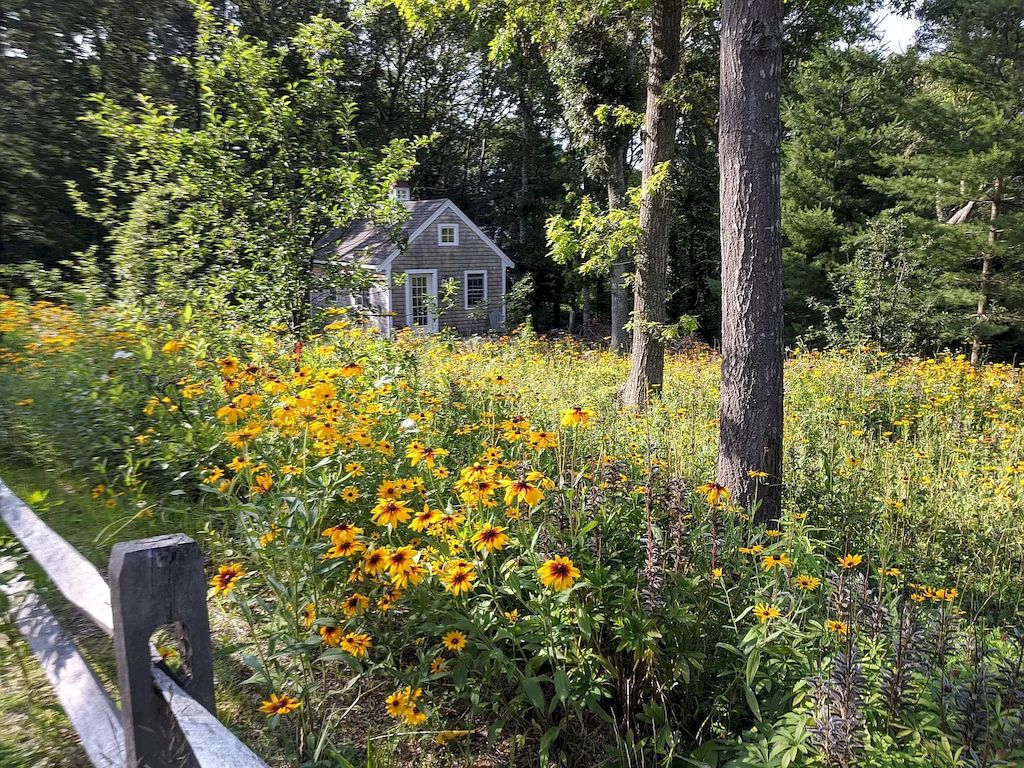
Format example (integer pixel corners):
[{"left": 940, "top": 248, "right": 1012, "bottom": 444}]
[
  {"left": 438, "top": 224, "right": 459, "bottom": 246},
  {"left": 389, "top": 181, "right": 411, "bottom": 201}
]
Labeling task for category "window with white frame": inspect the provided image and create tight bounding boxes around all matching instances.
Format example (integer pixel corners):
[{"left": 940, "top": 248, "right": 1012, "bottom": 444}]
[
  {"left": 438, "top": 224, "right": 459, "bottom": 245},
  {"left": 464, "top": 271, "right": 487, "bottom": 309}
]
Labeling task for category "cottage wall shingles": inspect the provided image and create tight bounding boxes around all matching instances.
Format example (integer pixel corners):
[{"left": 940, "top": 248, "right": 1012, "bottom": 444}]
[{"left": 389, "top": 210, "right": 506, "bottom": 336}]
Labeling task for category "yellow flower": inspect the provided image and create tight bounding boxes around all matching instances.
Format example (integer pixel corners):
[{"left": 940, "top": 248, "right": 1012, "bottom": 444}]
[
  {"left": 439, "top": 561, "right": 477, "bottom": 596},
  {"left": 342, "top": 592, "right": 370, "bottom": 616},
  {"left": 302, "top": 602, "right": 316, "bottom": 628},
  {"left": 739, "top": 545, "right": 764, "bottom": 555},
  {"left": 502, "top": 476, "right": 544, "bottom": 507},
  {"left": 837, "top": 553, "right": 863, "bottom": 569},
  {"left": 711, "top": 567, "right": 724, "bottom": 580},
  {"left": 161, "top": 339, "right": 187, "bottom": 355},
  {"left": 340, "top": 632, "right": 373, "bottom": 658},
  {"left": 436, "top": 729, "right": 472, "bottom": 744},
  {"left": 16, "top": 398, "right": 34, "bottom": 406},
  {"left": 209, "top": 563, "right": 245, "bottom": 595},
  {"left": 385, "top": 690, "right": 409, "bottom": 718},
  {"left": 560, "top": 405, "right": 595, "bottom": 427},
  {"left": 753, "top": 603, "right": 781, "bottom": 624},
  {"left": 217, "top": 355, "right": 240, "bottom": 377},
  {"left": 341, "top": 486, "right": 360, "bottom": 502},
  {"left": 363, "top": 548, "right": 389, "bottom": 575},
  {"left": 252, "top": 473, "right": 273, "bottom": 494},
  {"left": 322, "top": 522, "right": 362, "bottom": 543},
  {"left": 403, "top": 703, "right": 427, "bottom": 726},
  {"left": 339, "top": 361, "right": 364, "bottom": 377},
  {"left": 387, "top": 546, "right": 417, "bottom": 577},
  {"left": 91, "top": 483, "right": 106, "bottom": 498},
  {"left": 407, "top": 443, "right": 449, "bottom": 468},
  {"left": 826, "top": 619, "right": 849, "bottom": 636},
  {"left": 471, "top": 524, "right": 509, "bottom": 553},
  {"left": 441, "top": 630, "right": 467, "bottom": 653},
  {"left": 320, "top": 625, "right": 343, "bottom": 646},
  {"left": 258, "top": 693, "right": 301, "bottom": 716},
  {"left": 697, "top": 482, "right": 730, "bottom": 507},
  {"left": 794, "top": 574, "right": 821, "bottom": 591},
  {"left": 370, "top": 497, "right": 412, "bottom": 527},
  {"left": 410, "top": 504, "right": 443, "bottom": 532},
  {"left": 344, "top": 461, "right": 365, "bottom": 477},
  {"left": 761, "top": 554, "right": 793, "bottom": 571},
  {"left": 538, "top": 556, "right": 581, "bottom": 592}
]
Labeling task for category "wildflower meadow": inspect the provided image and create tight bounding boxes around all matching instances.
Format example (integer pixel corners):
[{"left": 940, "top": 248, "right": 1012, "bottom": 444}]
[{"left": 1, "top": 296, "right": 1022, "bottom": 767}]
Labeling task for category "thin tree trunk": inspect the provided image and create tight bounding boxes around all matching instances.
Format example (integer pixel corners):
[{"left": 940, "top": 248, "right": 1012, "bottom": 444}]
[
  {"left": 619, "top": 0, "right": 682, "bottom": 409},
  {"left": 716, "top": 0, "right": 784, "bottom": 524},
  {"left": 970, "top": 178, "right": 1000, "bottom": 366},
  {"left": 608, "top": 142, "right": 632, "bottom": 353}
]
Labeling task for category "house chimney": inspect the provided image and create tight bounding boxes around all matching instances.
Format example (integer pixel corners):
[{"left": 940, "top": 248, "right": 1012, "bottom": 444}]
[{"left": 389, "top": 180, "right": 411, "bottom": 201}]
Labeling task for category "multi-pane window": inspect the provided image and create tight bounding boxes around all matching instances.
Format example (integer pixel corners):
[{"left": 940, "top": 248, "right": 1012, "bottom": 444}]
[
  {"left": 409, "top": 274, "right": 431, "bottom": 327},
  {"left": 438, "top": 224, "right": 458, "bottom": 245},
  {"left": 465, "top": 271, "right": 487, "bottom": 309}
]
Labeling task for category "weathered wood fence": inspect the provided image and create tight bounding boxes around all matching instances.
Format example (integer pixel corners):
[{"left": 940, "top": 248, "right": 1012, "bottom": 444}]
[{"left": 0, "top": 479, "right": 268, "bottom": 768}]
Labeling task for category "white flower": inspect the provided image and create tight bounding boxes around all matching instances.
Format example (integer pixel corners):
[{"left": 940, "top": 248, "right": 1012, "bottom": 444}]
[
  {"left": 400, "top": 417, "right": 418, "bottom": 433},
  {"left": 112, "top": 350, "right": 134, "bottom": 360}
]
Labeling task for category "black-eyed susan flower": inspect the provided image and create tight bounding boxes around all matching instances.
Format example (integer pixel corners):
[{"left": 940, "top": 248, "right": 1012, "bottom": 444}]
[
  {"left": 826, "top": 619, "right": 849, "bottom": 636},
  {"left": 258, "top": 693, "right": 301, "bottom": 716},
  {"left": 753, "top": 603, "right": 781, "bottom": 623},
  {"left": 561, "top": 405, "right": 595, "bottom": 427},
  {"left": 209, "top": 563, "right": 246, "bottom": 595},
  {"left": 371, "top": 497, "right": 412, "bottom": 527},
  {"left": 761, "top": 554, "right": 793, "bottom": 571},
  {"left": 502, "top": 477, "right": 544, "bottom": 507},
  {"left": 342, "top": 592, "right": 370, "bottom": 616},
  {"left": 837, "top": 553, "right": 863, "bottom": 569},
  {"left": 794, "top": 574, "right": 821, "bottom": 591},
  {"left": 440, "top": 561, "right": 477, "bottom": 596},
  {"left": 697, "top": 482, "right": 730, "bottom": 507},
  {"left": 320, "top": 625, "right": 343, "bottom": 646},
  {"left": 538, "top": 556, "right": 580, "bottom": 592},
  {"left": 441, "top": 630, "right": 467, "bottom": 653},
  {"left": 340, "top": 632, "right": 372, "bottom": 658},
  {"left": 471, "top": 524, "right": 509, "bottom": 553}
]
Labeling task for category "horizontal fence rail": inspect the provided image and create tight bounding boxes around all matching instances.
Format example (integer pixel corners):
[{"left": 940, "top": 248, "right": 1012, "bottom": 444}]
[{"left": 0, "top": 479, "right": 268, "bottom": 768}]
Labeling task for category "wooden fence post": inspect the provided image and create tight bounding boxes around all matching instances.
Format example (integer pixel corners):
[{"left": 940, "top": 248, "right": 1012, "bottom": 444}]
[{"left": 110, "top": 534, "right": 215, "bottom": 768}]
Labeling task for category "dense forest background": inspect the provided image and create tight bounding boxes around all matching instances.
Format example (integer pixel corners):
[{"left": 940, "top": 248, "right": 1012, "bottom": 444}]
[{"left": 1, "top": 0, "right": 1022, "bottom": 358}]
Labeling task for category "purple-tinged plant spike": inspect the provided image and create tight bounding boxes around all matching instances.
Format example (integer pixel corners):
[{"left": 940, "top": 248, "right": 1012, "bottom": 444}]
[
  {"left": 810, "top": 640, "right": 867, "bottom": 767},
  {"left": 953, "top": 630, "right": 997, "bottom": 767},
  {"left": 880, "top": 599, "right": 927, "bottom": 727}
]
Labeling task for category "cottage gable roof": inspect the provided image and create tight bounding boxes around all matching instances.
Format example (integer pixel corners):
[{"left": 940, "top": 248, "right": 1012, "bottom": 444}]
[
  {"left": 313, "top": 198, "right": 515, "bottom": 270},
  {"left": 313, "top": 199, "right": 448, "bottom": 267}
]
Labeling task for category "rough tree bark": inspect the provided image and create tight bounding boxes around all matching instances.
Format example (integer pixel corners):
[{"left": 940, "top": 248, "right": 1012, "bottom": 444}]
[
  {"left": 608, "top": 142, "right": 632, "bottom": 353},
  {"left": 970, "top": 178, "right": 1000, "bottom": 366},
  {"left": 619, "top": 0, "right": 682, "bottom": 409},
  {"left": 716, "top": 0, "right": 784, "bottom": 524}
]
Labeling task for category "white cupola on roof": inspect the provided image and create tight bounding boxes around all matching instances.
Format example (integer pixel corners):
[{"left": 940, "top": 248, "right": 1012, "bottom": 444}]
[{"left": 389, "top": 181, "right": 411, "bottom": 201}]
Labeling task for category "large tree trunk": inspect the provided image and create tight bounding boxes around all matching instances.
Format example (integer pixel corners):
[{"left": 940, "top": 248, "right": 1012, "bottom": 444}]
[
  {"left": 716, "top": 0, "right": 784, "bottom": 524},
  {"left": 619, "top": 0, "right": 682, "bottom": 409},
  {"left": 608, "top": 142, "right": 632, "bottom": 353},
  {"left": 970, "top": 178, "right": 1000, "bottom": 366}
]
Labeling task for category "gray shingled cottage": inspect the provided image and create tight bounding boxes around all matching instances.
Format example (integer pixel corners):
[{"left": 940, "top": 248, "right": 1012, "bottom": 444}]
[{"left": 311, "top": 182, "right": 516, "bottom": 337}]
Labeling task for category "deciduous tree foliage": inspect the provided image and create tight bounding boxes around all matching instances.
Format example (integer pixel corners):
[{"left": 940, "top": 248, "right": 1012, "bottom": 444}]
[{"left": 72, "top": 3, "right": 423, "bottom": 327}]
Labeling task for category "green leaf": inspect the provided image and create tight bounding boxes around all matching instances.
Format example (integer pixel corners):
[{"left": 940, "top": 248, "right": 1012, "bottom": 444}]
[
  {"left": 521, "top": 676, "right": 545, "bottom": 712},
  {"left": 540, "top": 725, "right": 560, "bottom": 753},
  {"left": 553, "top": 669, "right": 570, "bottom": 703},
  {"left": 743, "top": 684, "right": 762, "bottom": 722}
]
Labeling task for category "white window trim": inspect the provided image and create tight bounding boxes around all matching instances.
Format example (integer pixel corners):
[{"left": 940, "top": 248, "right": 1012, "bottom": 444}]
[
  {"left": 403, "top": 269, "right": 439, "bottom": 332},
  {"left": 463, "top": 270, "right": 488, "bottom": 310},
  {"left": 438, "top": 223, "right": 459, "bottom": 246}
]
